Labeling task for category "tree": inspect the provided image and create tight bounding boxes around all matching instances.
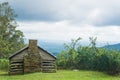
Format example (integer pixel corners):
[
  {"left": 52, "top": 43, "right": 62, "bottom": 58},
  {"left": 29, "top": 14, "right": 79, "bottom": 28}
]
[
  {"left": 57, "top": 37, "right": 120, "bottom": 75},
  {"left": 57, "top": 37, "right": 82, "bottom": 69},
  {"left": 0, "top": 2, "right": 25, "bottom": 58}
]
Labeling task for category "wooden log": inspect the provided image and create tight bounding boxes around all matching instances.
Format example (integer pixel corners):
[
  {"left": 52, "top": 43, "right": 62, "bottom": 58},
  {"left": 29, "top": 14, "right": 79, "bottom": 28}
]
[
  {"left": 10, "top": 69, "right": 23, "bottom": 71},
  {"left": 10, "top": 59, "right": 23, "bottom": 63},
  {"left": 10, "top": 64, "right": 23, "bottom": 67},
  {"left": 42, "top": 61, "right": 55, "bottom": 63},
  {"left": 42, "top": 63, "right": 55, "bottom": 65},
  {"left": 42, "top": 69, "right": 56, "bottom": 73},
  {"left": 10, "top": 66, "right": 23, "bottom": 69},
  {"left": 9, "top": 71, "right": 23, "bottom": 75},
  {"left": 42, "top": 65, "right": 55, "bottom": 67}
]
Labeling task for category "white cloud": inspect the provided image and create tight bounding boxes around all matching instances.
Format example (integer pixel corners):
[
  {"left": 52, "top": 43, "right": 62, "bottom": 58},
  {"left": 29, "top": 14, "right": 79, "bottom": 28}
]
[{"left": 17, "top": 21, "right": 120, "bottom": 46}]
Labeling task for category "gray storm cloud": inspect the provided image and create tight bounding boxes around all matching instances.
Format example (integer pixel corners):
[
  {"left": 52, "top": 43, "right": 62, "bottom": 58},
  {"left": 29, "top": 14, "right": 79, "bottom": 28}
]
[{"left": 1, "top": 0, "right": 120, "bottom": 26}]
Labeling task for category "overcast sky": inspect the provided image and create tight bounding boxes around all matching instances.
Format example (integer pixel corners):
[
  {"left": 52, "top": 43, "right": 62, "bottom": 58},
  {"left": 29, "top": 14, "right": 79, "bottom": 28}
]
[{"left": 1, "top": 0, "right": 120, "bottom": 46}]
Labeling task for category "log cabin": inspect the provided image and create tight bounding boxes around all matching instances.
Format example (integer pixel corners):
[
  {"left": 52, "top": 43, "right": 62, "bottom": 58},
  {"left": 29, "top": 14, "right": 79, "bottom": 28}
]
[{"left": 9, "top": 40, "right": 56, "bottom": 75}]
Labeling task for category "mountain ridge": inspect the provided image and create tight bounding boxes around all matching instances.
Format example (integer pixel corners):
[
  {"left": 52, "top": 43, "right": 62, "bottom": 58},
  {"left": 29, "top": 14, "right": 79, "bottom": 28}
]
[
  {"left": 38, "top": 41, "right": 120, "bottom": 56},
  {"left": 102, "top": 43, "right": 120, "bottom": 51}
]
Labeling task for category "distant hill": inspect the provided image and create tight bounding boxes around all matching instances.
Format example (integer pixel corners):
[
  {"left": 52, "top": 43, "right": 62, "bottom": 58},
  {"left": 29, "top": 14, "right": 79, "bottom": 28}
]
[
  {"left": 38, "top": 41, "right": 120, "bottom": 56},
  {"left": 39, "top": 41, "right": 64, "bottom": 56},
  {"left": 102, "top": 43, "right": 120, "bottom": 51}
]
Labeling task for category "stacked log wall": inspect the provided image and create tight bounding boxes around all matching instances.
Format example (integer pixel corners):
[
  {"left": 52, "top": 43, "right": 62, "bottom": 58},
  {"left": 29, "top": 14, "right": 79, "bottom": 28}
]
[
  {"left": 41, "top": 60, "right": 56, "bottom": 72},
  {"left": 9, "top": 59, "right": 24, "bottom": 75}
]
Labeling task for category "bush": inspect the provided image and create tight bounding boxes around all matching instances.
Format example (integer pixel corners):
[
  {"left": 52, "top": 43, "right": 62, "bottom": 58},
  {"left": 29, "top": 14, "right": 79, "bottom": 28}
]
[
  {"left": 0, "top": 59, "right": 9, "bottom": 71},
  {"left": 105, "top": 51, "right": 120, "bottom": 75},
  {"left": 57, "top": 37, "right": 120, "bottom": 75}
]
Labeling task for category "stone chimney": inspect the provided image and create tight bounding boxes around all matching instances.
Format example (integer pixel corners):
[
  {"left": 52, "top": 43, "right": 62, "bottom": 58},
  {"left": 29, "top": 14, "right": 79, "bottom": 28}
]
[
  {"left": 24, "top": 39, "right": 41, "bottom": 73},
  {"left": 29, "top": 39, "right": 37, "bottom": 48},
  {"left": 28, "top": 39, "right": 39, "bottom": 55}
]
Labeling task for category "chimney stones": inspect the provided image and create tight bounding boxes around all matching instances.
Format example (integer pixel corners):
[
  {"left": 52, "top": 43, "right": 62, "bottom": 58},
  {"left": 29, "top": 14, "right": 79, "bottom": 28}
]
[{"left": 24, "top": 40, "right": 41, "bottom": 73}]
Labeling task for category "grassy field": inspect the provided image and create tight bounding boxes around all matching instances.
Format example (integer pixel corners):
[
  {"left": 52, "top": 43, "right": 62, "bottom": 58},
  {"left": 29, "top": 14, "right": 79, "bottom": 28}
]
[{"left": 0, "top": 70, "right": 120, "bottom": 80}]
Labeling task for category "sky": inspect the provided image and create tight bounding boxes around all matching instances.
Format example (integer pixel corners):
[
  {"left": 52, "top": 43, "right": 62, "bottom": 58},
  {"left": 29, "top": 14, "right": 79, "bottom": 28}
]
[{"left": 1, "top": 0, "right": 120, "bottom": 46}]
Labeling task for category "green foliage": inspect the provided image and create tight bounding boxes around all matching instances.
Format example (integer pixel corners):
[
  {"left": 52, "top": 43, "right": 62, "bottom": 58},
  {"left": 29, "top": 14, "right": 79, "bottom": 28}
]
[
  {"left": 0, "top": 59, "right": 9, "bottom": 71},
  {"left": 57, "top": 37, "right": 120, "bottom": 75},
  {"left": 57, "top": 51, "right": 68, "bottom": 69},
  {"left": 0, "top": 70, "right": 120, "bottom": 80},
  {"left": 0, "top": 2, "right": 25, "bottom": 58},
  {"left": 0, "top": 36, "right": 10, "bottom": 58},
  {"left": 57, "top": 37, "right": 81, "bottom": 69}
]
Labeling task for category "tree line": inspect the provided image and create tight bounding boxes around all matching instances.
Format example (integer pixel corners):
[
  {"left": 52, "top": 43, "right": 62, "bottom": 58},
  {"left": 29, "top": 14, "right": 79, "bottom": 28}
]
[{"left": 57, "top": 37, "right": 120, "bottom": 75}]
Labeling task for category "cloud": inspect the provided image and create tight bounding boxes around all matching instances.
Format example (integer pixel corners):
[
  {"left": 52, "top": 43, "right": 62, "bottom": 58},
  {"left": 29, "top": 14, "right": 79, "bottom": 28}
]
[
  {"left": 1, "top": 0, "right": 120, "bottom": 26},
  {"left": 17, "top": 21, "right": 120, "bottom": 46},
  {"left": 1, "top": 0, "right": 120, "bottom": 46}
]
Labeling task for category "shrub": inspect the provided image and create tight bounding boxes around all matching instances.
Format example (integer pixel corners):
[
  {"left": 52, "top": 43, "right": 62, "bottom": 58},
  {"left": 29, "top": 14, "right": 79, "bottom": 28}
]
[
  {"left": 57, "top": 37, "right": 120, "bottom": 75},
  {"left": 0, "top": 59, "right": 9, "bottom": 71}
]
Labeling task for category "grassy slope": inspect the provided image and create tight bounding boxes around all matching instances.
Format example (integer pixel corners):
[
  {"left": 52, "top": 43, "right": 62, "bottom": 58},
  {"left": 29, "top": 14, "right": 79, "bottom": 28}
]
[{"left": 0, "top": 70, "right": 120, "bottom": 80}]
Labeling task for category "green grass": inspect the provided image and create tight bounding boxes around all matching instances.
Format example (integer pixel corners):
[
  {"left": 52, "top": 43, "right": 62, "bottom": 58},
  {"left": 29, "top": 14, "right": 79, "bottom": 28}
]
[{"left": 0, "top": 70, "right": 120, "bottom": 80}]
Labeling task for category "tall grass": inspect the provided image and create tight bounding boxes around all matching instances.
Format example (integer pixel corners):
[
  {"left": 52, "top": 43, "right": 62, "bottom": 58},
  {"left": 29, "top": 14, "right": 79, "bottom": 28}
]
[{"left": 0, "top": 59, "right": 9, "bottom": 71}]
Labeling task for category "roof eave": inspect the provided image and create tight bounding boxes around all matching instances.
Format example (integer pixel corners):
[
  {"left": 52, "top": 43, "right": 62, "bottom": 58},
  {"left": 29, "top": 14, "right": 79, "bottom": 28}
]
[
  {"left": 9, "top": 46, "right": 28, "bottom": 59},
  {"left": 9, "top": 46, "right": 57, "bottom": 60}
]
